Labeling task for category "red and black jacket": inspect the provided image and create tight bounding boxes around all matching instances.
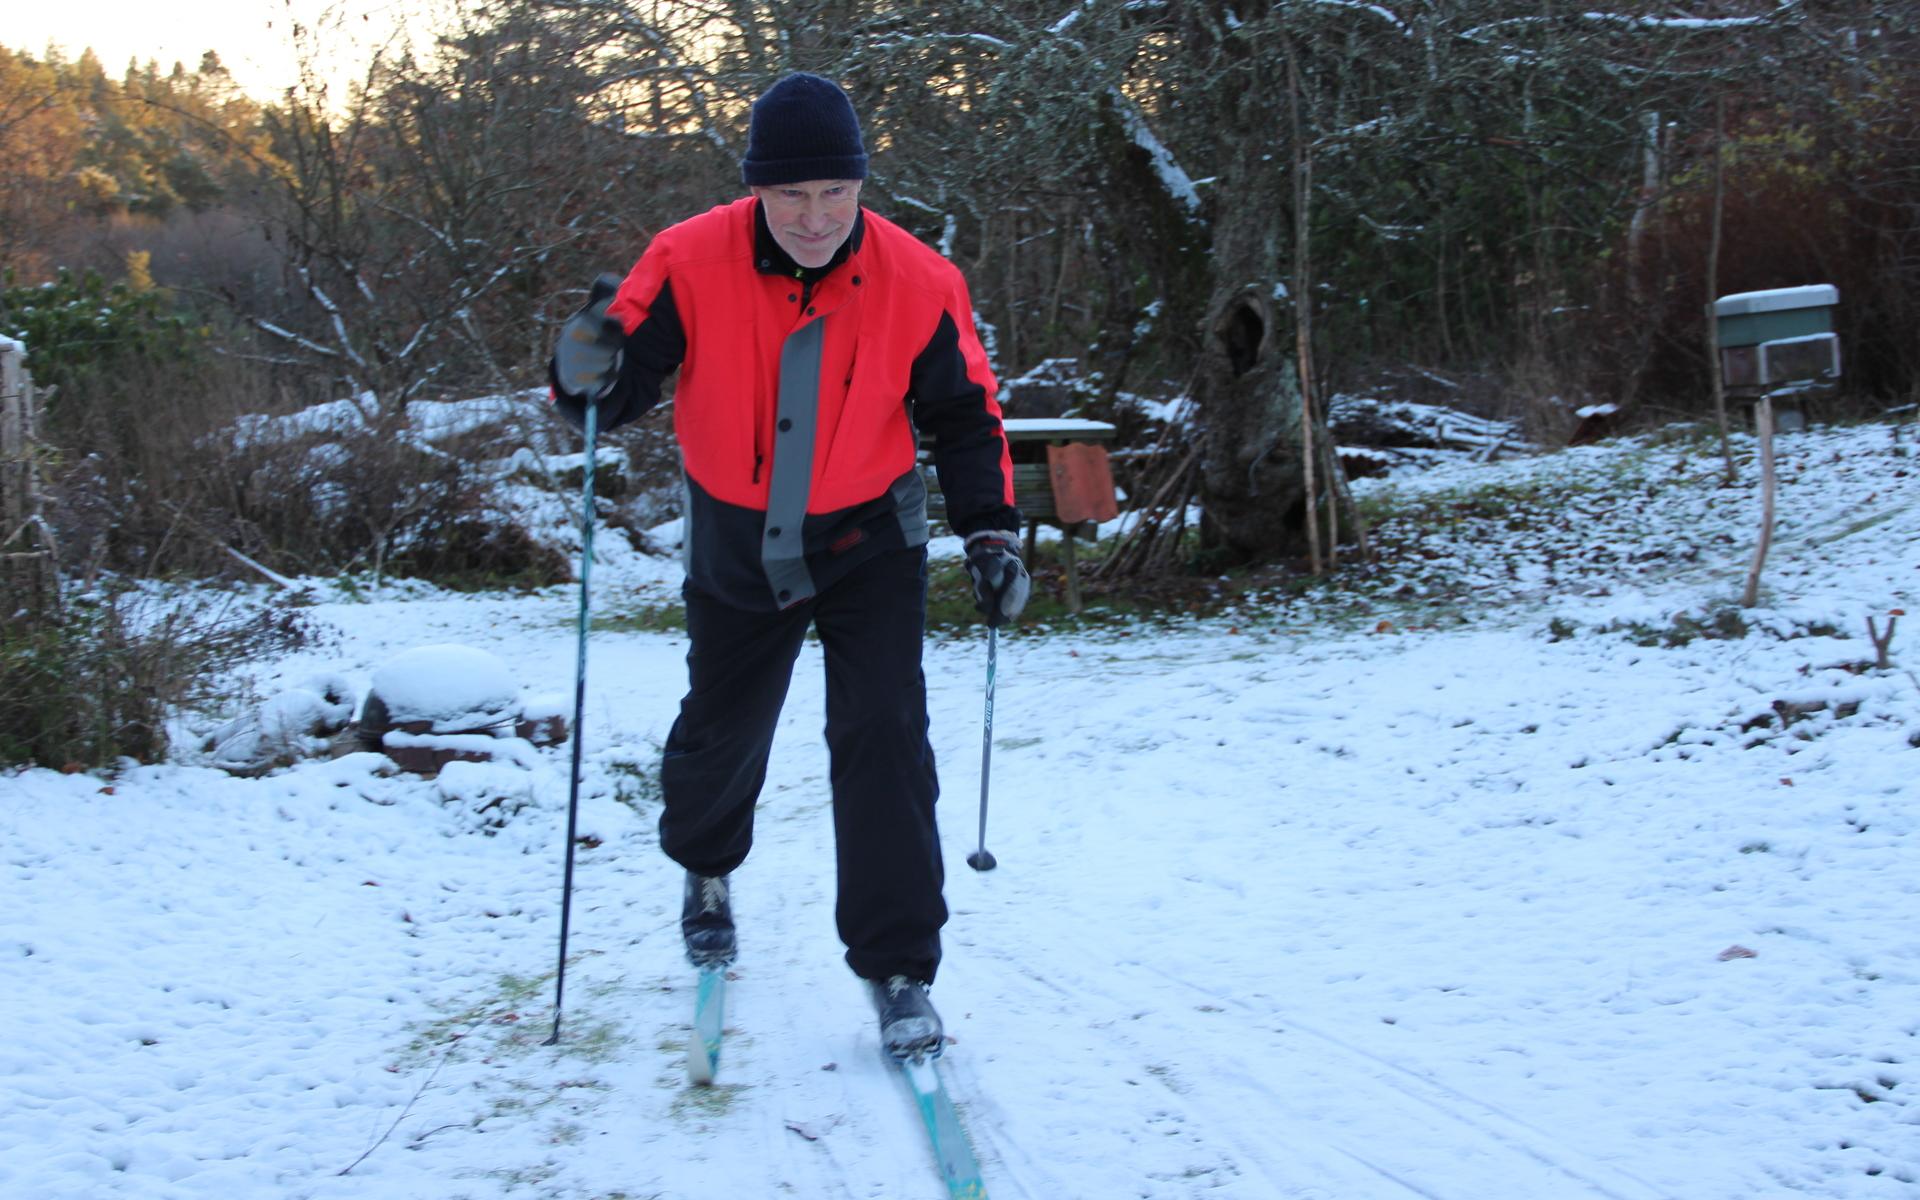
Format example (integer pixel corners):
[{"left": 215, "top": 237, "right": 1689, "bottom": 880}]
[{"left": 558, "top": 197, "right": 1020, "bottom": 610}]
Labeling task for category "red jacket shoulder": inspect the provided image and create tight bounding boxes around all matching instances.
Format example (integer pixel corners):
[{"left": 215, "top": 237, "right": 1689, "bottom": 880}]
[
  {"left": 859, "top": 209, "right": 967, "bottom": 297},
  {"left": 651, "top": 197, "right": 755, "bottom": 264}
]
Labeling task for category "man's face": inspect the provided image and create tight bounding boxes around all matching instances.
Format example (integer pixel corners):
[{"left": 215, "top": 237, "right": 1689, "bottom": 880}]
[{"left": 752, "top": 179, "right": 863, "bottom": 270}]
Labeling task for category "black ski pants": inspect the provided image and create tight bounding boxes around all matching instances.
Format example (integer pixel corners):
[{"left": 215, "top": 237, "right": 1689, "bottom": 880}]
[{"left": 658, "top": 546, "right": 946, "bottom": 984}]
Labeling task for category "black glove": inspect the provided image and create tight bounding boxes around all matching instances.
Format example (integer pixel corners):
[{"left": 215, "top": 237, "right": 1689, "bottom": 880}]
[
  {"left": 551, "top": 273, "right": 626, "bottom": 431},
  {"left": 964, "top": 529, "right": 1031, "bottom": 627}
]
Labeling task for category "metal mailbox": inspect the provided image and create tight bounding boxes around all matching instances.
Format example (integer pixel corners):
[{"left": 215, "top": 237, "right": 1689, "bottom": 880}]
[{"left": 1714, "top": 284, "right": 1841, "bottom": 391}]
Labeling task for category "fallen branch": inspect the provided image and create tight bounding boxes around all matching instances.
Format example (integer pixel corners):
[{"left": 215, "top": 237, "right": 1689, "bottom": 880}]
[
  {"left": 337, "top": 1032, "right": 466, "bottom": 1176},
  {"left": 1089, "top": 445, "right": 1198, "bottom": 582},
  {"left": 226, "top": 545, "right": 303, "bottom": 591}
]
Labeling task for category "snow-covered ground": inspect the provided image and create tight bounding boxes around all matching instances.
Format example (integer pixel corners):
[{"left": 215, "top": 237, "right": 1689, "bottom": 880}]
[{"left": 4, "top": 418, "right": 1916, "bottom": 1199}]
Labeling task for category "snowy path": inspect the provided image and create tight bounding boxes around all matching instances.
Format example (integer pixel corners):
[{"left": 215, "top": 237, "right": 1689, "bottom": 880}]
[{"left": 4, "top": 421, "right": 1916, "bottom": 1198}]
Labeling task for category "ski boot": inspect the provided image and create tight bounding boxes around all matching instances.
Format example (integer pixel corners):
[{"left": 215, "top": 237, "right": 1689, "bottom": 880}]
[
  {"left": 869, "top": 974, "right": 944, "bottom": 1061},
  {"left": 681, "top": 872, "right": 736, "bottom": 967}
]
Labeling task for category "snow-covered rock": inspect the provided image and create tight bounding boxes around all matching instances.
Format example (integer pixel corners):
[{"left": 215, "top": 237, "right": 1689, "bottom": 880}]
[
  {"left": 352, "top": 645, "right": 567, "bottom": 775},
  {"left": 363, "top": 644, "right": 521, "bottom": 735}
]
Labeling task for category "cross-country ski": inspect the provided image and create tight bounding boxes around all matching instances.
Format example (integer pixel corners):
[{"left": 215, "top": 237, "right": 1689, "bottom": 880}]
[
  {"left": 687, "top": 966, "right": 727, "bottom": 1086},
  {"left": 897, "top": 1053, "right": 990, "bottom": 1200}
]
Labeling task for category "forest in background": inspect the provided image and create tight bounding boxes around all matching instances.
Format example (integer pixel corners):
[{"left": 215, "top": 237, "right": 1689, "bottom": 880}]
[{"left": 2, "top": 0, "right": 1917, "bottom": 586}]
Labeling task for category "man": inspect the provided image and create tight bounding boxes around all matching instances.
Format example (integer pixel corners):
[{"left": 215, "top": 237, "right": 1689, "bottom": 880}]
[{"left": 547, "top": 72, "right": 1030, "bottom": 1060}]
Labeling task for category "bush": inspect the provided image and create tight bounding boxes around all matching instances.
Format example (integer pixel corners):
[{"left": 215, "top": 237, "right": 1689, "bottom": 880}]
[
  {"left": 0, "top": 267, "right": 205, "bottom": 404},
  {"left": 225, "top": 406, "right": 572, "bottom": 587},
  {"left": 10, "top": 265, "right": 590, "bottom": 591},
  {"left": 0, "top": 588, "right": 310, "bottom": 770},
  {"left": 39, "top": 346, "right": 569, "bottom": 588}
]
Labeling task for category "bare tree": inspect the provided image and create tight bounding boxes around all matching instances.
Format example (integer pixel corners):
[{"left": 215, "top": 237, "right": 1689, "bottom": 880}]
[{"left": 214, "top": 0, "right": 1920, "bottom": 581}]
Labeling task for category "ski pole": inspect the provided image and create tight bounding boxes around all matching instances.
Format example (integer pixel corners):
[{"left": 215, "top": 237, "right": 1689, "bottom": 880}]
[
  {"left": 546, "top": 402, "right": 598, "bottom": 1044},
  {"left": 966, "top": 623, "right": 999, "bottom": 872}
]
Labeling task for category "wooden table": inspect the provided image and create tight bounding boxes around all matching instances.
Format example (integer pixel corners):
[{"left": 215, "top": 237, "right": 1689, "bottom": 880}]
[{"left": 922, "top": 418, "right": 1120, "bottom": 612}]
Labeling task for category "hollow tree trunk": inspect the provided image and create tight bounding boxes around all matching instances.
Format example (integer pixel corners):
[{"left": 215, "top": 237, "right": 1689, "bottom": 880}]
[
  {"left": 1193, "top": 285, "right": 1317, "bottom": 562},
  {"left": 1184, "top": 10, "right": 1351, "bottom": 568}
]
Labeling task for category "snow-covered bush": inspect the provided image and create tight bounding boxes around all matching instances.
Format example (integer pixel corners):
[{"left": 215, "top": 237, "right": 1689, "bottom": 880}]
[
  {"left": 228, "top": 406, "right": 570, "bottom": 588},
  {"left": 187, "top": 645, "right": 566, "bottom": 780},
  {"left": 0, "top": 588, "right": 311, "bottom": 770},
  {"left": 197, "top": 674, "right": 355, "bottom": 776}
]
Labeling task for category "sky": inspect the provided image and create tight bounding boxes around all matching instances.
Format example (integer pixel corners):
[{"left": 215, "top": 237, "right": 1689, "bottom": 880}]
[{"left": 8, "top": 0, "right": 417, "bottom": 100}]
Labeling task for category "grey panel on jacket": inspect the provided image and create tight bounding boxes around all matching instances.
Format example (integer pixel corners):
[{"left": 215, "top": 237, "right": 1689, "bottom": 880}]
[
  {"left": 761, "top": 319, "right": 825, "bottom": 607},
  {"left": 889, "top": 464, "right": 930, "bottom": 547}
]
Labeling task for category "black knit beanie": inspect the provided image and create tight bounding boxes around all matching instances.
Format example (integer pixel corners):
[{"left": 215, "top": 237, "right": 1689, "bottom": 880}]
[{"left": 740, "top": 73, "right": 869, "bottom": 186}]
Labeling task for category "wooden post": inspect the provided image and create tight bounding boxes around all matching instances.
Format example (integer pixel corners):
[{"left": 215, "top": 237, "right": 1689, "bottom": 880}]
[
  {"left": 1060, "top": 525, "right": 1081, "bottom": 615},
  {"left": 1742, "top": 394, "right": 1776, "bottom": 608},
  {"left": 1, "top": 340, "right": 58, "bottom": 616}
]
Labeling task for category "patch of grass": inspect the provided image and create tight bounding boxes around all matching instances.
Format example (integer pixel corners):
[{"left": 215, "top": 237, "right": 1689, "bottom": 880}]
[
  {"left": 405, "top": 968, "right": 626, "bottom": 1068},
  {"left": 670, "top": 1082, "right": 747, "bottom": 1118},
  {"left": 560, "top": 1019, "right": 627, "bottom": 1064},
  {"left": 572, "top": 528, "right": 1495, "bottom": 643},
  {"left": 602, "top": 748, "right": 663, "bottom": 813},
  {"left": 939, "top": 532, "right": 1439, "bottom": 636},
  {"left": 590, "top": 604, "right": 686, "bottom": 634},
  {"left": 926, "top": 548, "right": 1203, "bottom": 633},
  {"left": 405, "top": 969, "right": 553, "bottom": 1058},
  {"left": 1813, "top": 510, "right": 1905, "bottom": 545},
  {"left": 478, "top": 1160, "right": 561, "bottom": 1190},
  {"left": 572, "top": 540, "right": 1266, "bottom": 639},
  {"left": 1361, "top": 472, "right": 1624, "bottom": 534},
  {"left": 1603, "top": 606, "right": 1751, "bottom": 648}
]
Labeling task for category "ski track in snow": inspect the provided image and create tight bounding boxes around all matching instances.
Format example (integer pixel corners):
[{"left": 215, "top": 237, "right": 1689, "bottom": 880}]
[{"left": 3, "top": 421, "right": 1917, "bottom": 1199}]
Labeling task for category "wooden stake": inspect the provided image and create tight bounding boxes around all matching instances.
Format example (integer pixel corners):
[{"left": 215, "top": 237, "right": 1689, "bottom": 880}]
[{"left": 1742, "top": 395, "right": 1777, "bottom": 607}]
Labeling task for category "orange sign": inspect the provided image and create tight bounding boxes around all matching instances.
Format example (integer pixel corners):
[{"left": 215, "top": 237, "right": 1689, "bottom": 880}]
[{"left": 1045, "top": 443, "right": 1120, "bottom": 525}]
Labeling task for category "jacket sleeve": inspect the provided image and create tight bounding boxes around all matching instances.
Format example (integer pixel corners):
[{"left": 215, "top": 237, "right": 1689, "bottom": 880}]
[
  {"left": 547, "top": 242, "right": 687, "bottom": 431},
  {"left": 908, "top": 279, "right": 1021, "bottom": 537}
]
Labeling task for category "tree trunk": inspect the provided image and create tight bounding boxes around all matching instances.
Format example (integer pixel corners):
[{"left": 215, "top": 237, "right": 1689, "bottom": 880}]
[
  {"left": 1287, "top": 38, "right": 1324, "bottom": 575},
  {"left": 1, "top": 343, "right": 59, "bottom": 617},
  {"left": 1194, "top": 285, "right": 1315, "bottom": 562},
  {"left": 1707, "top": 92, "right": 1736, "bottom": 485},
  {"left": 1187, "top": 18, "right": 1349, "bottom": 567}
]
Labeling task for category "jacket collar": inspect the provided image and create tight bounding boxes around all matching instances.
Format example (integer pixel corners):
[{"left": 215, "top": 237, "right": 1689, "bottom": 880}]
[{"left": 753, "top": 200, "right": 865, "bottom": 284}]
